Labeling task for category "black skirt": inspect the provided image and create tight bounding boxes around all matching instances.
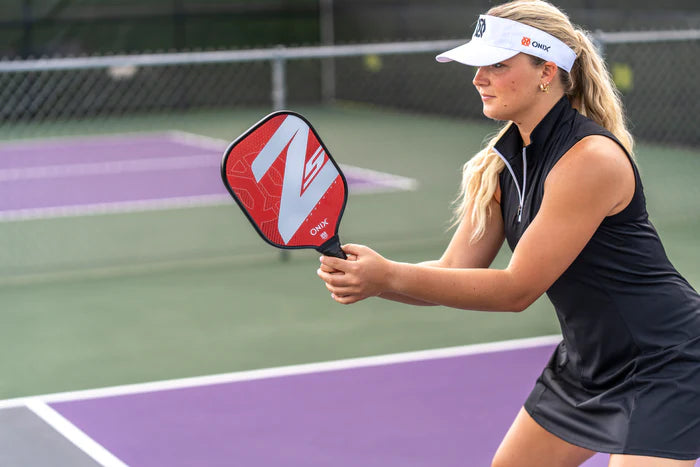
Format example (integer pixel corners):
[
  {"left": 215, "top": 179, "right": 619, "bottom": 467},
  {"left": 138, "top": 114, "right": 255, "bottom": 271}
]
[{"left": 524, "top": 337, "right": 700, "bottom": 460}]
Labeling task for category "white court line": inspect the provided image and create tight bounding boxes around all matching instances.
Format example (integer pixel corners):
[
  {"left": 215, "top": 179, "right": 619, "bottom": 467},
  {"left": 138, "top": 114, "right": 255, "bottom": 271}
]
[
  {"left": 165, "top": 130, "right": 229, "bottom": 151},
  {"left": 0, "top": 166, "right": 412, "bottom": 222},
  {"left": 0, "top": 131, "right": 417, "bottom": 190},
  {"left": 157, "top": 131, "right": 419, "bottom": 191},
  {"left": 0, "top": 194, "right": 231, "bottom": 222},
  {"left": 0, "top": 153, "right": 218, "bottom": 182},
  {"left": 0, "top": 165, "right": 418, "bottom": 222},
  {"left": 0, "top": 131, "right": 184, "bottom": 149},
  {"left": 165, "top": 131, "right": 419, "bottom": 191},
  {"left": 0, "top": 335, "right": 561, "bottom": 410},
  {"left": 25, "top": 399, "right": 128, "bottom": 467},
  {"left": 0, "top": 131, "right": 417, "bottom": 221},
  {"left": 343, "top": 164, "right": 418, "bottom": 191},
  {"left": 0, "top": 152, "right": 416, "bottom": 193}
]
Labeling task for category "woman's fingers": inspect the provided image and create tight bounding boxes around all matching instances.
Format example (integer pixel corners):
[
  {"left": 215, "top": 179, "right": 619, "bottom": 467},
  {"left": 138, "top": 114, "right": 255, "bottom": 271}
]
[
  {"left": 333, "top": 293, "right": 361, "bottom": 305},
  {"left": 319, "top": 263, "right": 338, "bottom": 274},
  {"left": 324, "top": 279, "right": 356, "bottom": 294},
  {"left": 318, "top": 252, "right": 357, "bottom": 274},
  {"left": 340, "top": 244, "right": 366, "bottom": 257},
  {"left": 320, "top": 272, "right": 365, "bottom": 302},
  {"left": 318, "top": 268, "right": 356, "bottom": 288},
  {"left": 317, "top": 246, "right": 373, "bottom": 305},
  {"left": 319, "top": 247, "right": 362, "bottom": 271}
]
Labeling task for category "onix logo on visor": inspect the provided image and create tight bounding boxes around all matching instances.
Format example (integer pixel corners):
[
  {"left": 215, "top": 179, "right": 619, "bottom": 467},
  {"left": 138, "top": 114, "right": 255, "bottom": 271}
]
[{"left": 522, "top": 37, "right": 531, "bottom": 46}]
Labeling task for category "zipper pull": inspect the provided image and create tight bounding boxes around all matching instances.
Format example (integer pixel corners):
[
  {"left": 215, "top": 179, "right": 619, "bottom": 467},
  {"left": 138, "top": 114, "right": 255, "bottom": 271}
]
[{"left": 517, "top": 205, "right": 523, "bottom": 223}]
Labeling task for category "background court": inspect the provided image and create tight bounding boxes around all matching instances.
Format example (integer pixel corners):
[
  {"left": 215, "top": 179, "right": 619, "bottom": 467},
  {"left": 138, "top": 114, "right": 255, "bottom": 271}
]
[{"left": 1, "top": 107, "right": 698, "bottom": 465}]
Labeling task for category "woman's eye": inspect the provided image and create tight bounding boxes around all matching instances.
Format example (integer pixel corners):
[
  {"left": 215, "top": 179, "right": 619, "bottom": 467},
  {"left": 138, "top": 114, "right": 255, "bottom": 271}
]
[{"left": 492, "top": 63, "right": 505, "bottom": 69}]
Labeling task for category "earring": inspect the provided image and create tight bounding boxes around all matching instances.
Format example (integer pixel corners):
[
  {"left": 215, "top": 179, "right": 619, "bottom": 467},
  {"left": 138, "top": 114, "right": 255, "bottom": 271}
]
[{"left": 539, "top": 82, "right": 551, "bottom": 93}]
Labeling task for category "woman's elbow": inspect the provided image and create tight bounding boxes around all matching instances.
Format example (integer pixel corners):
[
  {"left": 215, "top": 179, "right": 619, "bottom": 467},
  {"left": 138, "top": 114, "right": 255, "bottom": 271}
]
[
  {"left": 504, "top": 291, "right": 539, "bottom": 313},
  {"left": 509, "top": 301, "right": 529, "bottom": 313}
]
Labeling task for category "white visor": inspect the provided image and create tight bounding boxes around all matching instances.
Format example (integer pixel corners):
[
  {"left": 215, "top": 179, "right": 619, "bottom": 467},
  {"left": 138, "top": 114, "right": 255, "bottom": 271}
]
[{"left": 436, "top": 15, "right": 577, "bottom": 72}]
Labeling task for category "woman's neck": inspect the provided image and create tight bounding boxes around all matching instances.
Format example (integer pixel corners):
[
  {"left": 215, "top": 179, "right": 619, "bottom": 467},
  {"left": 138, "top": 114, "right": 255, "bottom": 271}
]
[{"left": 514, "top": 92, "right": 564, "bottom": 146}]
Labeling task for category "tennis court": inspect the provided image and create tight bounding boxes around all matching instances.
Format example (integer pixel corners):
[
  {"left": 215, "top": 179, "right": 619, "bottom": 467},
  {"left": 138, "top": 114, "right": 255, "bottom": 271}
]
[
  {"left": 2, "top": 336, "right": 632, "bottom": 466},
  {"left": 1, "top": 106, "right": 699, "bottom": 465},
  {"left": 0, "top": 130, "right": 415, "bottom": 220}
]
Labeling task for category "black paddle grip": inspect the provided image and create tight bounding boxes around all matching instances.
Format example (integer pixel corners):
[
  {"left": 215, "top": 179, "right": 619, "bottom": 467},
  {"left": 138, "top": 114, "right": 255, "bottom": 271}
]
[{"left": 317, "top": 235, "right": 347, "bottom": 259}]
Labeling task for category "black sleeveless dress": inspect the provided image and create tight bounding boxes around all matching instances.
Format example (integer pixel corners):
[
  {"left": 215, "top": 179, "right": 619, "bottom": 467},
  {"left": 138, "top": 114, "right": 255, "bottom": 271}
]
[{"left": 495, "top": 96, "right": 700, "bottom": 460}]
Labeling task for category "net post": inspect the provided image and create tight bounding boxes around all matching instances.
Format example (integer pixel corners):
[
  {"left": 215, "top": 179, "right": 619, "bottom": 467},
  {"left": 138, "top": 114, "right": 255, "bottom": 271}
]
[
  {"left": 271, "top": 46, "right": 290, "bottom": 262},
  {"left": 271, "top": 46, "right": 287, "bottom": 110},
  {"left": 320, "top": 0, "right": 336, "bottom": 104}
]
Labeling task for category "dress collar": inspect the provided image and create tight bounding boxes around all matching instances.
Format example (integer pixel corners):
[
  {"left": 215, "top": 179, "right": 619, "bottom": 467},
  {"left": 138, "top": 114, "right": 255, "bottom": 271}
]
[{"left": 494, "top": 95, "right": 573, "bottom": 162}]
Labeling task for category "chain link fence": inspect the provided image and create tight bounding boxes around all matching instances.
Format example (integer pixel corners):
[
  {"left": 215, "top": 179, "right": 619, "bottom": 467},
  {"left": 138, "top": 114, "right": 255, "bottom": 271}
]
[
  {"left": 1, "top": 31, "right": 697, "bottom": 281},
  {"left": 0, "top": 30, "right": 698, "bottom": 146}
]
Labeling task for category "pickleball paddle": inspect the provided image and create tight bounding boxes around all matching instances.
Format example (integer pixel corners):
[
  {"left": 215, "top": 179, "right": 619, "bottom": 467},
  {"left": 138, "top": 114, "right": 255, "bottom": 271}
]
[{"left": 221, "top": 111, "right": 347, "bottom": 259}]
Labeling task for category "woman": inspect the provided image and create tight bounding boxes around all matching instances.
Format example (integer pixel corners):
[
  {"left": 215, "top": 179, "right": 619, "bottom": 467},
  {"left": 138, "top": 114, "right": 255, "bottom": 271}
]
[{"left": 317, "top": 0, "right": 700, "bottom": 465}]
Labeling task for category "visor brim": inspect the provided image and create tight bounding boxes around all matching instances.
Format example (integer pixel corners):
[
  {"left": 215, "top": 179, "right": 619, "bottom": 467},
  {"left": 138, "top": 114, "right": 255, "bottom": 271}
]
[{"left": 436, "top": 41, "right": 520, "bottom": 66}]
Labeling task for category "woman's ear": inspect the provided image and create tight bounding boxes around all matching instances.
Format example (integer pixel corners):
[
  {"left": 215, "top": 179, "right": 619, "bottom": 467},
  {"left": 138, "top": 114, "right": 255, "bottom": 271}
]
[{"left": 541, "top": 61, "right": 559, "bottom": 82}]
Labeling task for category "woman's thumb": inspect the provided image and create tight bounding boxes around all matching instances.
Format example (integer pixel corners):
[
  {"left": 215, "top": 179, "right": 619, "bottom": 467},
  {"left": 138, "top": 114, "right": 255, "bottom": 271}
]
[{"left": 341, "top": 243, "right": 364, "bottom": 256}]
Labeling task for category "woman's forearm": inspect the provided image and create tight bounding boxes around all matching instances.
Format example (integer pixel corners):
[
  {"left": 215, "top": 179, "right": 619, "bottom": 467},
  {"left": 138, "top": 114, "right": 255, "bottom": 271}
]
[
  {"left": 375, "top": 259, "right": 446, "bottom": 306},
  {"left": 377, "top": 292, "right": 438, "bottom": 306},
  {"left": 386, "top": 262, "right": 531, "bottom": 312}
]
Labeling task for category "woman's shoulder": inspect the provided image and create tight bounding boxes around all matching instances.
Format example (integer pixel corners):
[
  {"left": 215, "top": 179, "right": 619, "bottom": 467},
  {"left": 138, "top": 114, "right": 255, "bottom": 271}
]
[
  {"left": 557, "top": 110, "right": 631, "bottom": 173},
  {"left": 571, "top": 134, "right": 627, "bottom": 160},
  {"left": 554, "top": 135, "right": 630, "bottom": 181},
  {"left": 548, "top": 134, "right": 635, "bottom": 217}
]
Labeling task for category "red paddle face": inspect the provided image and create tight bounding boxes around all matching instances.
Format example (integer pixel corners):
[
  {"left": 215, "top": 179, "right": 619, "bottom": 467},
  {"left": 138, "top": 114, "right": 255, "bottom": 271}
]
[{"left": 221, "top": 112, "right": 347, "bottom": 257}]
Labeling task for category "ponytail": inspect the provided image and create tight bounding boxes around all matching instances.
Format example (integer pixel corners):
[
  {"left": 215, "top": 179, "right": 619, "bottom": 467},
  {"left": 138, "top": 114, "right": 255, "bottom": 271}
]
[{"left": 566, "top": 28, "right": 634, "bottom": 154}]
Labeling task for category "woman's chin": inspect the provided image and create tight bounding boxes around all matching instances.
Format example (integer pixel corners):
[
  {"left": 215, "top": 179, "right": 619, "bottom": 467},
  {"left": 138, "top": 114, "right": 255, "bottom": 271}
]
[{"left": 482, "top": 107, "right": 508, "bottom": 122}]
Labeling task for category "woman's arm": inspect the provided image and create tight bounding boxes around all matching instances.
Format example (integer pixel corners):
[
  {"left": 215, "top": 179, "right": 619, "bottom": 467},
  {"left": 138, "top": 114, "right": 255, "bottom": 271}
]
[
  {"left": 373, "top": 195, "right": 506, "bottom": 305},
  {"left": 318, "top": 136, "right": 635, "bottom": 310},
  {"left": 320, "top": 193, "right": 506, "bottom": 306}
]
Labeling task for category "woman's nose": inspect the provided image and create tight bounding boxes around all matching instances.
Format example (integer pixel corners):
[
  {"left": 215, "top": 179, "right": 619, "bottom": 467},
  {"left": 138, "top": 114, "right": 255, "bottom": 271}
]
[{"left": 472, "top": 67, "right": 488, "bottom": 87}]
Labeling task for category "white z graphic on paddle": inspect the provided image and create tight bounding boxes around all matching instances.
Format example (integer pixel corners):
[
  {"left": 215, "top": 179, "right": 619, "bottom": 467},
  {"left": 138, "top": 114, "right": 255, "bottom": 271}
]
[{"left": 250, "top": 115, "right": 338, "bottom": 243}]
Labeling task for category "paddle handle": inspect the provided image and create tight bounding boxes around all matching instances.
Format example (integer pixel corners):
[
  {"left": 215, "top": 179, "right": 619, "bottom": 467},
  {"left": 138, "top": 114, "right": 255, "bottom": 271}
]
[{"left": 317, "top": 235, "right": 347, "bottom": 259}]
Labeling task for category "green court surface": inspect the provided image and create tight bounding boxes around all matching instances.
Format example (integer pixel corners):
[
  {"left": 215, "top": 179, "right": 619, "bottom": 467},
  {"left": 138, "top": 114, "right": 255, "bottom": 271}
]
[{"left": 1, "top": 105, "right": 698, "bottom": 400}]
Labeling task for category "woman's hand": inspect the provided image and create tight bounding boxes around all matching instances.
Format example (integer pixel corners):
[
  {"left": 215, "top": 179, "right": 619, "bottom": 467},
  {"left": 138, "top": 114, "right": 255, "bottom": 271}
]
[{"left": 317, "top": 244, "right": 391, "bottom": 304}]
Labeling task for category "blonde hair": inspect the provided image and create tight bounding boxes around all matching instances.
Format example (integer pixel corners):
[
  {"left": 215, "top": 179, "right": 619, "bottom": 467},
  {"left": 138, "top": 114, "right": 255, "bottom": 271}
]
[{"left": 454, "top": 0, "right": 634, "bottom": 242}]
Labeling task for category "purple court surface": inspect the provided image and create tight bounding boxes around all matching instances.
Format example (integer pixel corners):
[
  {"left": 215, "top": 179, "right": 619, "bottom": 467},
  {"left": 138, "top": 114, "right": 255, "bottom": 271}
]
[
  {"left": 0, "top": 131, "right": 416, "bottom": 221},
  {"left": 1, "top": 134, "right": 696, "bottom": 466},
  {"left": 0, "top": 336, "right": 643, "bottom": 467}
]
